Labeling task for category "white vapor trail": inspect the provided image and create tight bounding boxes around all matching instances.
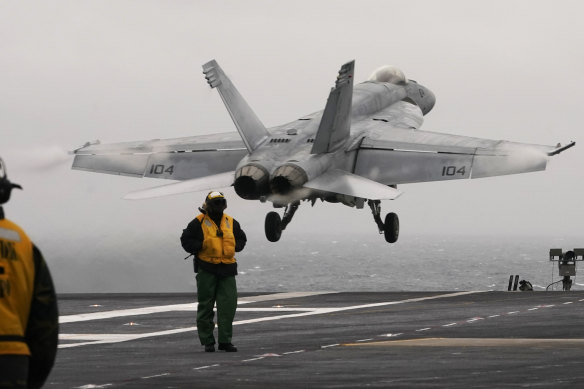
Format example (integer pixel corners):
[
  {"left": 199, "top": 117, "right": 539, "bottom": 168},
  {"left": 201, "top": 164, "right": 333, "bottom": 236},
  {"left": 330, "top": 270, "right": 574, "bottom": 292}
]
[{"left": 2, "top": 145, "right": 71, "bottom": 172}]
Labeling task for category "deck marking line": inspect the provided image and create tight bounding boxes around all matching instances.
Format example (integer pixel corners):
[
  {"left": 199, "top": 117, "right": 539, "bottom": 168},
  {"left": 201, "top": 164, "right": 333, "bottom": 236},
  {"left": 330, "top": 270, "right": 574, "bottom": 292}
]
[
  {"left": 528, "top": 308, "right": 539, "bottom": 311},
  {"left": 60, "top": 291, "right": 483, "bottom": 348},
  {"left": 59, "top": 326, "right": 198, "bottom": 348},
  {"left": 242, "top": 357, "right": 265, "bottom": 362},
  {"left": 344, "top": 338, "right": 584, "bottom": 347},
  {"left": 283, "top": 350, "right": 305, "bottom": 355},
  {"left": 507, "top": 311, "right": 519, "bottom": 314},
  {"left": 61, "top": 303, "right": 198, "bottom": 323},
  {"left": 194, "top": 364, "right": 220, "bottom": 370},
  {"left": 61, "top": 291, "right": 481, "bottom": 324},
  {"left": 416, "top": 328, "right": 431, "bottom": 332},
  {"left": 238, "top": 291, "right": 338, "bottom": 304},
  {"left": 488, "top": 315, "right": 500, "bottom": 318},
  {"left": 142, "top": 373, "right": 170, "bottom": 379},
  {"left": 563, "top": 302, "right": 573, "bottom": 305},
  {"left": 443, "top": 323, "right": 457, "bottom": 327},
  {"left": 356, "top": 338, "right": 373, "bottom": 342},
  {"left": 60, "top": 292, "right": 337, "bottom": 323},
  {"left": 321, "top": 344, "right": 340, "bottom": 348}
]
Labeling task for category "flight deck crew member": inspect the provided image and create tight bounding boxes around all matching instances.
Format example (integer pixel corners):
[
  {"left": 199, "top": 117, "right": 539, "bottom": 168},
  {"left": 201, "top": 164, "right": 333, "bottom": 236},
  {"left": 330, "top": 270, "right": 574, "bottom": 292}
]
[
  {"left": 180, "top": 191, "right": 246, "bottom": 352},
  {"left": 0, "top": 158, "right": 58, "bottom": 389}
]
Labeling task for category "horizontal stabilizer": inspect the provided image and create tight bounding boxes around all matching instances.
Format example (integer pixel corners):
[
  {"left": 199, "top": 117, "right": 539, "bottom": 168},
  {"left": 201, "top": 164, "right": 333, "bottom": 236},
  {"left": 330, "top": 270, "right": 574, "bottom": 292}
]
[
  {"left": 124, "top": 172, "right": 234, "bottom": 200},
  {"left": 304, "top": 169, "right": 402, "bottom": 200},
  {"left": 203, "top": 60, "right": 269, "bottom": 152}
]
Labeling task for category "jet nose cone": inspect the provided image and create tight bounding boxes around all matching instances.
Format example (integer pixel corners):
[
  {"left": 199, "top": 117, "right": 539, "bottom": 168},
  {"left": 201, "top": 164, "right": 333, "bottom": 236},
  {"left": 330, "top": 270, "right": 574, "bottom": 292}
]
[{"left": 423, "top": 87, "right": 436, "bottom": 114}]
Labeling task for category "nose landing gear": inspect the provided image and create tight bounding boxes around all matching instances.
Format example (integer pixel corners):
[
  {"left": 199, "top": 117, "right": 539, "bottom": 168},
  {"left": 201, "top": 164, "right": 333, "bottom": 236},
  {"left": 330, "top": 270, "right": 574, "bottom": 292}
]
[{"left": 368, "top": 200, "right": 399, "bottom": 243}]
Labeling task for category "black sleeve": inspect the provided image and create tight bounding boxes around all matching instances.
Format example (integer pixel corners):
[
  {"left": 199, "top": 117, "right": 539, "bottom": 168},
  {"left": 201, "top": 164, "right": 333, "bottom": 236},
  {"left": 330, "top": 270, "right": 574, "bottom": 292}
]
[
  {"left": 180, "top": 218, "right": 203, "bottom": 254},
  {"left": 25, "top": 245, "right": 58, "bottom": 389},
  {"left": 233, "top": 219, "right": 247, "bottom": 252}
]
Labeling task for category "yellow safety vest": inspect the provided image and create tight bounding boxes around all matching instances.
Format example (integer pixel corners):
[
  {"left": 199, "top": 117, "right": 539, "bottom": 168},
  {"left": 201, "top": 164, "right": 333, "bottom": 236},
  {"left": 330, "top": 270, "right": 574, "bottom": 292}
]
[
  {"left": 0, "top": 218, "right": 34, "bottom": 356},
  {"left": 196, "top": 213, "right": 236, "bottom": 265}
]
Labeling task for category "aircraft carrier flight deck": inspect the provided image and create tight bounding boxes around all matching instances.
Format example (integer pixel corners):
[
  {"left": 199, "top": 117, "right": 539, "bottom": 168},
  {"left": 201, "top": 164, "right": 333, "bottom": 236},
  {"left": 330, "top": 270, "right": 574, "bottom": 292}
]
[{"left": 50, "top": 291, "right": 584, "bottom": 388}]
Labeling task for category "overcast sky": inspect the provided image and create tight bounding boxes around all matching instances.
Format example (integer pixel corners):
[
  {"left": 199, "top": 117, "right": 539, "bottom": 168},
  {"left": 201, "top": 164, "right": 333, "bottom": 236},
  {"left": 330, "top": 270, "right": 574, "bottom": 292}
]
[{"left": 1, "top": 1, "right": 582, "bottom": 292}]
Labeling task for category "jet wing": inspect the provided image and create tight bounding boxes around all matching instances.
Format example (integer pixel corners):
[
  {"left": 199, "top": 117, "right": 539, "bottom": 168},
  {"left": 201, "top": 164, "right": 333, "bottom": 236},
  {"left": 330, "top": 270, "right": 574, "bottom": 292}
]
[
  {"left": 72, "top": 132, "right": 247, "bottom": 181},
  {"left": 354, "top": 128, "right": 569, "bottom": 185}
]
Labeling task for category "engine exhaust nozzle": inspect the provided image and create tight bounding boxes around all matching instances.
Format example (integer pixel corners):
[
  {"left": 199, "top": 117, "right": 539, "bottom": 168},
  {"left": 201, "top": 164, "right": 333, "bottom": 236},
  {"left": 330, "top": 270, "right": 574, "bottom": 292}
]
[
  {"left": 270, "top": 164, "right": 308, "bottom": 195},
  {"left": 234, "top": 164, "right": 270, "bottom": 200}
]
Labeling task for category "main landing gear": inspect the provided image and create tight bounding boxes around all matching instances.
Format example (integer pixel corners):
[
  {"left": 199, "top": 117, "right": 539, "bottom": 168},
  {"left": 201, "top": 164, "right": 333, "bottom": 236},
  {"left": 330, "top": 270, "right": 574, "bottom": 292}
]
[
  {"left": 264, "top": 202, "right": 299, "bottom": 242},
  {"left": 368, "top": 200, "right": 399, "bottom": 243},
  {"left": 264, "top": 200, "right": 398, "bottom": 244}
]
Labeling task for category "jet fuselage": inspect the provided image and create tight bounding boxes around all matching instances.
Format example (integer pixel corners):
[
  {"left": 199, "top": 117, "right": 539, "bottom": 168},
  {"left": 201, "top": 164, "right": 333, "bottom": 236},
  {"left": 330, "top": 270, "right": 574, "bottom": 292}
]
[{"left": 233, "top": 77, "right": 435, "bottom": 205}]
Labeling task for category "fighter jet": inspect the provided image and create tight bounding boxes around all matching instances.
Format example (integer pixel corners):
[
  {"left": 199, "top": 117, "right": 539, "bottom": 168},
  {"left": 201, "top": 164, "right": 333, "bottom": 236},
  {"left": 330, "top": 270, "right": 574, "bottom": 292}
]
[{"left": 72, "top": 60, "right": 574, "bottom": 243}]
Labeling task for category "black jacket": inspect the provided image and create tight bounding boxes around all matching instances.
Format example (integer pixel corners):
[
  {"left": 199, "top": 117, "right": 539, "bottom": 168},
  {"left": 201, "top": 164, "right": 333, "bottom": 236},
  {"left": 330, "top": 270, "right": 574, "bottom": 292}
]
[{"left": 180, "top": 212, "right": 247, "bottom": 277}]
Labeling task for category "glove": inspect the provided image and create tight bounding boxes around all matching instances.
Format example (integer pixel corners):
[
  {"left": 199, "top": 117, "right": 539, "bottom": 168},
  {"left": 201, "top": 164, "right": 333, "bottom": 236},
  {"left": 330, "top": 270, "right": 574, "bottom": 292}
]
[{"left": 235, "top": 241, "right": 246, "bottom": 252}]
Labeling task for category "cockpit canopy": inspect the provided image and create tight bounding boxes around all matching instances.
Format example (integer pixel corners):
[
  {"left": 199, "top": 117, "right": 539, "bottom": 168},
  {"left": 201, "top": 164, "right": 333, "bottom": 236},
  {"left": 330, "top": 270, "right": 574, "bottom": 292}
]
[{"left": 368, "top": 65, "right": 407, "bottom": 85}]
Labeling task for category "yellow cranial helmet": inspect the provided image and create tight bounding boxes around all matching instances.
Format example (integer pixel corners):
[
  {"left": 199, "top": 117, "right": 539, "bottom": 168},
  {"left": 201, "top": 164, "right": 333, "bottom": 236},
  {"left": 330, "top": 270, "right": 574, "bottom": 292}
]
[
  {"left": 204, "top": 191, "right": 227, "bottom": 212},
  {"left": 206, "top": 191, "right": 225, "bottom": 201}
]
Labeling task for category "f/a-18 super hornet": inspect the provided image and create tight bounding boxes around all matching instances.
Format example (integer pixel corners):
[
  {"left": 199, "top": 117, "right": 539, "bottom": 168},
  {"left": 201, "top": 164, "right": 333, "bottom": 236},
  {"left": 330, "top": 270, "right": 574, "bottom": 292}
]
[{"left": 72, "top": 60, "right": 574, "bottom": 243}]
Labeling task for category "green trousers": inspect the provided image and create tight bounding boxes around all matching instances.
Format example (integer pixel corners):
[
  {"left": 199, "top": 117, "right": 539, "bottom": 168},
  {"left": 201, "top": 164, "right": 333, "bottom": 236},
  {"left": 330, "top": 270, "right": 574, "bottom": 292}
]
[{"left": 195, "top": 268, "right": 237, "bottom": 345}]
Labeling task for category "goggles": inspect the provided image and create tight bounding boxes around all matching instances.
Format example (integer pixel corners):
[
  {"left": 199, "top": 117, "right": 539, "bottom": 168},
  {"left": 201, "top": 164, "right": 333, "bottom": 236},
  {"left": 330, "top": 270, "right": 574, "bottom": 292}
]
[{"left": 208, "top": 198, "right": 226, "bottom": 206}]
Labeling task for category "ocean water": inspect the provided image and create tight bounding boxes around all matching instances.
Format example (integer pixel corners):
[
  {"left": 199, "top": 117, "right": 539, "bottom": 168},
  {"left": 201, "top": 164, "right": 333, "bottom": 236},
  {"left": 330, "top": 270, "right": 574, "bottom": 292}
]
[
  {"left": 235, "top": 233, "right": 583, "bottom": 293},
  {"left": 48, "top": 231, "right": 582, "bottom": 293}
]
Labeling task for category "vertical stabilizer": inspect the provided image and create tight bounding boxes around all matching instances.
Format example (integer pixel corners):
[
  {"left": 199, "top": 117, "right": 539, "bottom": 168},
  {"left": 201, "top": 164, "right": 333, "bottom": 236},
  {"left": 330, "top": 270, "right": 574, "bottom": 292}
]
[
  {"left": 311, "top": 60, "right": 355, "bottom": 154},
  {"left": 203, "top": 60, "right": 269, "bottom": 152}
]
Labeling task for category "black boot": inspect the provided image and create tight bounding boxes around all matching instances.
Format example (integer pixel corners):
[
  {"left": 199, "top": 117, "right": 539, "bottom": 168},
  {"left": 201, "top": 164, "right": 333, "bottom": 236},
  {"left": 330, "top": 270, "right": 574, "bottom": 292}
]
[
  {"left": 204, "top": 344, "right": 215, "bottom": 352},
  {"left": 218, "top": 343, "right": 237, "bottom": 352}
]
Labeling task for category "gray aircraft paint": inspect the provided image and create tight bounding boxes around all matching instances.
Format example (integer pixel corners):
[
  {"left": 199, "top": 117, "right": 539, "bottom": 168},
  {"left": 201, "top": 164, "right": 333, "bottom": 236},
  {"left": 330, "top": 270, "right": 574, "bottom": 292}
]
[{"left": 72, "top": 60, "right": 572, "bottom": 209}]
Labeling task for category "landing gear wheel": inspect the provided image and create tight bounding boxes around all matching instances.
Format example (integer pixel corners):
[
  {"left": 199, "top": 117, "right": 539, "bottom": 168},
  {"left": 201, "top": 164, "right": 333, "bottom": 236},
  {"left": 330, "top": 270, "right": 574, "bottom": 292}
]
[
  {"left": 265, "top": 211, "right": 282, "bottom": 242},
  {"left": 384, "top": 212, "right": 399, "bottom": 243}
]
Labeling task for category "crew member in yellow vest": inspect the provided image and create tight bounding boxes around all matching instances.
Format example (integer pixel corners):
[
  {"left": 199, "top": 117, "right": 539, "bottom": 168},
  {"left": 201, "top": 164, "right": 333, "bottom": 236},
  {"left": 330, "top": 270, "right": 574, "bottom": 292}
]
[
  {"left": 0, "top": 158, "right": 58, "bottom": 388},
  {"left": 181, "top": 191, "right": 246, "bottom": 352}
]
